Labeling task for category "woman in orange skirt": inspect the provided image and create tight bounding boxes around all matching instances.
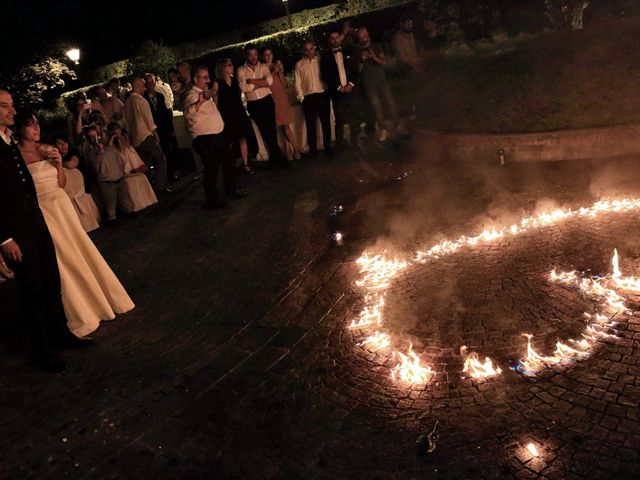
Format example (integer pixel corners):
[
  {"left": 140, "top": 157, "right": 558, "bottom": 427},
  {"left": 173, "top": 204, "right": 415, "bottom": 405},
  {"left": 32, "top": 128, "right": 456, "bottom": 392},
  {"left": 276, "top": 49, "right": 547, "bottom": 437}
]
[{"left": 262, "top": 48, "right": 301, "bottom": 161}]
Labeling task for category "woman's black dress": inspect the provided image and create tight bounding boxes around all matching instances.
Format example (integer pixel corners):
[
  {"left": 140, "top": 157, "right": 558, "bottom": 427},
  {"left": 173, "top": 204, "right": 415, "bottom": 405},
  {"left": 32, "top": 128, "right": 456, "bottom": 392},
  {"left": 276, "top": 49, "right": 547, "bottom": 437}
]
[
  {"left": 217, "top": 77, "right": 254, "bottom": 141},
  {"left": 217, "top": 76, "right": 258, "bottom": 157}
]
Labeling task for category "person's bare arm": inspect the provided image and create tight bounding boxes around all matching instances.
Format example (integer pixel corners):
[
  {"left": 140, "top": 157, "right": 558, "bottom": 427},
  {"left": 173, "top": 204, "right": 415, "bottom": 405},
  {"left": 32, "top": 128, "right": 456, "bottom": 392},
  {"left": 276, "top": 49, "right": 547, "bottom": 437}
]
[
  {"left": 48, "top": 147, "right": 67, "bottom": 188},
  {"left": 248, "top": 64, "right": 273, "bottom": 88},
  {"left": 74, "top": 110, "right": 84, "bottom": 134},
  {"left": 62, "top": 154, "right": 80, "bottom": 169},
  {"left": 248, "top": 78, "right": 270, "bottom": 87},
  {"left": 237, "top": 66, "right": 255, "bottom": 94},
  {"left": 370, "top": 48, "right": 389, "bottom": 66}
]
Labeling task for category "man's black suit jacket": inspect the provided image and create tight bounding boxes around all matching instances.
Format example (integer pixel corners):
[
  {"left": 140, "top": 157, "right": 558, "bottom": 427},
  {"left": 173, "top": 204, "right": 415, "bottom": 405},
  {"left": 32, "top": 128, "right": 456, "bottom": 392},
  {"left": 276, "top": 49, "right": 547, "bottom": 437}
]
[
  {"left": 0, "top": 137, "right": 48, "bottom": 245},
  {"left": 143, "top": 91, "right": 174, "bottom": 136},
  {"left": 321, "top": 46, "right": 360, "bottom": 95}
]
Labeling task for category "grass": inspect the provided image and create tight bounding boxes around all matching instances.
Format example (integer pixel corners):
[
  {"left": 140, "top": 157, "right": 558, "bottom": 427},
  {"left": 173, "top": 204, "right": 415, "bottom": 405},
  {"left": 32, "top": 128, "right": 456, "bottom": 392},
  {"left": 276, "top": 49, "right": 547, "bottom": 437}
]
[{"left": 412, "top": 17, "right": 640, "bottom": 134}]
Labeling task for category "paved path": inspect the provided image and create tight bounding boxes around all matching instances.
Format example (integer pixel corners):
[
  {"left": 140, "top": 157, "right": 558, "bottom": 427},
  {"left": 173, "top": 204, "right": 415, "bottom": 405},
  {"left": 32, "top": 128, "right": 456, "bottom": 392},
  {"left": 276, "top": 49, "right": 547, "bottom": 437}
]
[{"left": 1, "top": 139, "right": 640, "bottom": 479}]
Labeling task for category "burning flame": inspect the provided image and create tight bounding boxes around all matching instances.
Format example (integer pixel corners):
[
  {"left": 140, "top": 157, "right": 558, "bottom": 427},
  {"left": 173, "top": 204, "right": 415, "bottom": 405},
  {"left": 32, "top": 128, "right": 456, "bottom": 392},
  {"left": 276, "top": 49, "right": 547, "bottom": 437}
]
[
  {"left": 349, "top": 295, "right": 385, "bottom": 329},
  {"left": 460, "top": 346, "right": 502, "bottom": 380},
  {"left": 360, "top": 331, "right": 391, "bottom": 351},
  {"left": 391, "top": 344, "right": 433, "bottom": 384},
  {"left": 415, "top": 199, "right": 640, "bottom": 262},
  {"left": 519, "top": 248, "right": 635, "bottom": 375},
  {"left": 611, "top": 248, "right": 640, "bottom": 292},
  {"left": 527, "top": 443, "right": 540, "bottom": 457},
  {"left": 355, "top": 253, "right": 408, "bottom": 290},
  {"left": 351, "top": 200, "right": 640, "bottom": 386},
  {"left": 517, "top": 334, "right": 575, "bottom": 375}
]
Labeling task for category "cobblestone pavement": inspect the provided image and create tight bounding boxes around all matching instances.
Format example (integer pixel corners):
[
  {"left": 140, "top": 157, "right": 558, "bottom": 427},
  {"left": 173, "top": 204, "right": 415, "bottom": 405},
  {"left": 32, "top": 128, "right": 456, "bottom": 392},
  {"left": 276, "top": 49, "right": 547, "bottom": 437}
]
[{"left": 2, "top": 137, "right": 640, "bottom": 479}]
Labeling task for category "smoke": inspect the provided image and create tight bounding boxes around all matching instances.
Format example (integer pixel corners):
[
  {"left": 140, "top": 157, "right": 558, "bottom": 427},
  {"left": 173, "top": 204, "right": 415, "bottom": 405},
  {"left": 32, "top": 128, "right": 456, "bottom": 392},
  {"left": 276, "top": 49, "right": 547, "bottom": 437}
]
[
  {"left": 351, "top": 144, "right": 640, "bottom": 354},
  {"left": 588, "top": 157, "right": 640, "bottom": 199}
]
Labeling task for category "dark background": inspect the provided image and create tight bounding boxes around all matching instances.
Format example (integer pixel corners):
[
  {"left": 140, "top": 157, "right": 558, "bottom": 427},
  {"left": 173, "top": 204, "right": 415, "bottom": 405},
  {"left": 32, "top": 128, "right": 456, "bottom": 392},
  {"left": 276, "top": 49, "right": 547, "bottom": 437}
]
[{"left": 5, "top": 0, "right": 334, "bottom": 70}]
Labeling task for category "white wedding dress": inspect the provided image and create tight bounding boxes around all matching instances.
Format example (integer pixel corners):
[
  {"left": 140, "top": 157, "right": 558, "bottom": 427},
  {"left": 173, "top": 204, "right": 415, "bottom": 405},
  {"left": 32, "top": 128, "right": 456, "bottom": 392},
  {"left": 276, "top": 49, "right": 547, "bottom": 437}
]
[{"left": 28, "top": 160, "right": 135, "bottom": 337}]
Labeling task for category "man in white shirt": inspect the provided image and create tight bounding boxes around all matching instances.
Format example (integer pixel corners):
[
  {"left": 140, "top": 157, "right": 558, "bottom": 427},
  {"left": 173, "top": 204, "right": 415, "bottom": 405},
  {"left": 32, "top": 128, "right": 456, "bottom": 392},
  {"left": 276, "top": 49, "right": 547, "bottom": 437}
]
[
  {"left": 392, "top": 16, "right": 424, "bottom": 73},
  {"left": 295, "top": 40, "right": 333, "bottom": 157},
  {"left": 123, "top": 78, "right": 168, "bottom": 191},
  {"left": 237, "top": 44, "right": 287, "bottom": 167},
  {"left": 184, "top": 65, "right": 242, "bottom": 208}
]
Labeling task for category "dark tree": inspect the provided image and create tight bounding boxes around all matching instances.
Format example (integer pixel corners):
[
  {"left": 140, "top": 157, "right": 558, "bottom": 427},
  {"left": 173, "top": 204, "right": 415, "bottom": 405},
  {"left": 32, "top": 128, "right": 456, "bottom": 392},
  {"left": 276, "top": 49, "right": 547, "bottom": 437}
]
[{"left": 545, "top": 0, "right": 590, "bottom": 30}]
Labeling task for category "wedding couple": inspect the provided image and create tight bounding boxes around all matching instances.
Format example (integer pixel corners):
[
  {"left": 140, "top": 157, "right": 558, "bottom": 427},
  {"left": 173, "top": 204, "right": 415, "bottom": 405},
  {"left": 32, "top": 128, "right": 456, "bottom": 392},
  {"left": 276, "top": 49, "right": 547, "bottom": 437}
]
[{"left": 0, "top": 89, "right": 134, "bottom": 373}]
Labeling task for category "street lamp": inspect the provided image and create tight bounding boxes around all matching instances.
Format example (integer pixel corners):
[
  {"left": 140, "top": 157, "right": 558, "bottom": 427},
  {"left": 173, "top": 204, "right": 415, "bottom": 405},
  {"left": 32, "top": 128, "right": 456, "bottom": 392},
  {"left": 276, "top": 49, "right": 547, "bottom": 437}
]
[
  {"left": 66, "top": 48, "right": 80, "bottom": 65},
  {"left": 282, "top": 0, "right": 292, "bottom": 29}
]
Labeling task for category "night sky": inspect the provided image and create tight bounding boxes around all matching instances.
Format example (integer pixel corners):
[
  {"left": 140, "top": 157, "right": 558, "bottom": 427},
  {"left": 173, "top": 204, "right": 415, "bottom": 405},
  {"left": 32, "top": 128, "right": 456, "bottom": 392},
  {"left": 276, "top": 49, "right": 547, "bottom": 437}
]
[{"left": 6, "top": 0, "right": 334, "bottom": 70}]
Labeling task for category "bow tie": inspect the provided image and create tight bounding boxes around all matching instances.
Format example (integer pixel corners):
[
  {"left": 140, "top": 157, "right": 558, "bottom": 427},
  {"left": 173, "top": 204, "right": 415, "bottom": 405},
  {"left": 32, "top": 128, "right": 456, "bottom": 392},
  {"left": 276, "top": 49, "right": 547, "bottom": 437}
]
[{"left": 333, "top": 47, "right": 342, "bottom": 53}]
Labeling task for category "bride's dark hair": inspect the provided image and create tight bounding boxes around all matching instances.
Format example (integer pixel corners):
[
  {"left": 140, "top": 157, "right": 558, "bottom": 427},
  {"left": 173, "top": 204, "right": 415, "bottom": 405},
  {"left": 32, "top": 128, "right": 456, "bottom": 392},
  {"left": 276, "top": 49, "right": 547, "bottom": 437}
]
[{"left": 14, "top": 109, "right": 38, "bottom": 137}]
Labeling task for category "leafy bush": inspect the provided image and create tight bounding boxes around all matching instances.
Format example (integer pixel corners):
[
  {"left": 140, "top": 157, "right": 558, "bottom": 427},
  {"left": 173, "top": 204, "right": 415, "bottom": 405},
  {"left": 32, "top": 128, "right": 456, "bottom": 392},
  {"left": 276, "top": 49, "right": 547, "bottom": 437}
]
[
  {"left": 88, "top": 60, "right": 131, "bottom": 84},
  {"left": 8, "top": 57, "right": 77, "bottom": 108},
  {"left": 130, "top": 40, "right": 176, "bottom": 77}
]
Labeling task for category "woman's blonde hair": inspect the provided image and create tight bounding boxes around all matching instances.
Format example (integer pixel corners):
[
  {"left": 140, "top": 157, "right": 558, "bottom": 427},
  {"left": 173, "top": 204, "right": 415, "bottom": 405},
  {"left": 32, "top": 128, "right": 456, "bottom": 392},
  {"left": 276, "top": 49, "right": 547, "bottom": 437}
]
[{"left": 215, "top": 58, "right": 233, "bottom": 79}]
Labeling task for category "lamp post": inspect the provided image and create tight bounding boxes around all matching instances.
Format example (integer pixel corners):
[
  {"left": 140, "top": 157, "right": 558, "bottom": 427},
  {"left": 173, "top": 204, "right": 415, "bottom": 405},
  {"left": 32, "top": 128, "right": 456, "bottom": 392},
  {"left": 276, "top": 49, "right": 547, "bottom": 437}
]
[
  {"left": 66, "top": 48, "right": 80, "bottom": 65},
  {"left": 66, "top": 48, "right": 82, "bottom": 84},
  {"left": 283, "top": 0, "right": 292, "bottom": 29}
]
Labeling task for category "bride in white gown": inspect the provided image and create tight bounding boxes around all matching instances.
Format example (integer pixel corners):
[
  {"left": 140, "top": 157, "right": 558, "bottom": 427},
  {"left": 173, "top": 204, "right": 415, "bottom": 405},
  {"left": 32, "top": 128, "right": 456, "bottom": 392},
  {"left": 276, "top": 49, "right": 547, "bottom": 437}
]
[{"left": 16, "top": 111, "right": 134, "bottom": 337}]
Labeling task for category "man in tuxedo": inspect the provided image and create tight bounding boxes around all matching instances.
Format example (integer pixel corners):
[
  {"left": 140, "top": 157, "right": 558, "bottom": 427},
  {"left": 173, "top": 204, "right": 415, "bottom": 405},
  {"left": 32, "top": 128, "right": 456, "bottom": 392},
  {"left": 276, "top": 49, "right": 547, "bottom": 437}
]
[
  {"left": 321, "top": 29, "right": 361, "bottom": 150},
  {"left": 0, "top": 89, "right": 89, "bottom": 373}
]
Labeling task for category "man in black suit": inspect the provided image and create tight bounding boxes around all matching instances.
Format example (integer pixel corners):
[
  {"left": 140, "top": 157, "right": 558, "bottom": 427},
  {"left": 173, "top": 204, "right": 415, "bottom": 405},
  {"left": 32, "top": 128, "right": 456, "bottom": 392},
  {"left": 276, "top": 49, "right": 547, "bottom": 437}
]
[
  {"left": 0, "top": 89, "right": 89, "bottom": 373},
  {"left": 321, "top": 29, "right": 361, "bottom": 150},
  {"left": 144, "top": 73, "right": 178, "bottom": 183}
]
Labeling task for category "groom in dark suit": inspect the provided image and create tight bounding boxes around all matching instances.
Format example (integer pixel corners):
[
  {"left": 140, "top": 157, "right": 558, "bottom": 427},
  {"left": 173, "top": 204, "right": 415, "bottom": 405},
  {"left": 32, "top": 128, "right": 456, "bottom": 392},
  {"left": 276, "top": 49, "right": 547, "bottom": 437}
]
[
  {"left": 321, "top": 29, "right": 361, "bottom": 150},
  {"left": 0, "top": 89, "right": 90, "bottom": 373}
]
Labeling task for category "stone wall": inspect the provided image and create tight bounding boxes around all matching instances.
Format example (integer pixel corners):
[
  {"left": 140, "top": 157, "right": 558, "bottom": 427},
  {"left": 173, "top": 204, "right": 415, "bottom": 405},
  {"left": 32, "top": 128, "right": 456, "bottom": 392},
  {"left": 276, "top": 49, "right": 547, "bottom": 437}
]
[{"left": 418, "top": 124, "right": 640, "bottom": 163}]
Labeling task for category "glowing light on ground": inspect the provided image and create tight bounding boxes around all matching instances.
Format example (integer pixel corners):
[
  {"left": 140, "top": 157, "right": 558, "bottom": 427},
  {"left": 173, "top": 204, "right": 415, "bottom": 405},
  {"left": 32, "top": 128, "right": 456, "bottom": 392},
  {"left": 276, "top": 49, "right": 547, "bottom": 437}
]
[{"left": 527, "top": 443, "right": 540, "bottom": 457}]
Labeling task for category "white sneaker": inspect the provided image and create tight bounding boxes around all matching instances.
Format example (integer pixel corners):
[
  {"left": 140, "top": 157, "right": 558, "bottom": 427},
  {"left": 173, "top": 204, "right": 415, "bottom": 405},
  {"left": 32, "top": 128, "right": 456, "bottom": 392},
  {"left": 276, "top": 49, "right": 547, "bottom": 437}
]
[{"left": 378, "top": 129, "right": 389, "bottom": 142}]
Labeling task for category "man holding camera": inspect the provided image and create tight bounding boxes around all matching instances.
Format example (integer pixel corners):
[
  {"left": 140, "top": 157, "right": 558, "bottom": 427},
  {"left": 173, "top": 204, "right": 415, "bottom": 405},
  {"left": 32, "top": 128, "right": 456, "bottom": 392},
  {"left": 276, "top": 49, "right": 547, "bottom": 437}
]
[
  {"left": 184, "top": 65, "right": 238, "bottom": 209},
  {"left": 83, "top": 126, "right": 125, "bottom": 223}
]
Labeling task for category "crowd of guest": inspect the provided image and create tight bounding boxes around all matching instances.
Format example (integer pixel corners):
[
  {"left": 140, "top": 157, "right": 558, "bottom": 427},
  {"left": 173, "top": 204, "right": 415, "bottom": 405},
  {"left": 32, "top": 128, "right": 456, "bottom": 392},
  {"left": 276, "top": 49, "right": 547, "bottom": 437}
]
[
  {"left": 0, "top": 15, "right": 441, "bottom": 372},
  {"left": 56, "top": 16, "right": 433, "bottom": 215}
]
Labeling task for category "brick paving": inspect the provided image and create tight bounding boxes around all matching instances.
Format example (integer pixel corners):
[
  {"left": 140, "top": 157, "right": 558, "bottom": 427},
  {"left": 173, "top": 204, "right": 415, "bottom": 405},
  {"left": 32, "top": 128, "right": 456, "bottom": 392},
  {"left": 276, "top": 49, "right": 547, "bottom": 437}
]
[{"left": 1, "top": 139, "right": 640, "bottom": 479}]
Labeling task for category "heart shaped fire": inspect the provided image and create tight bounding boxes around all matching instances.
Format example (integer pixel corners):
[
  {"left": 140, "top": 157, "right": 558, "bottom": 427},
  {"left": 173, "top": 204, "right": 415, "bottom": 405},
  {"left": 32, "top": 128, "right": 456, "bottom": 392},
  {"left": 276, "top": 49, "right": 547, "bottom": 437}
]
[{"left": 348, "top": 199, "right": 640, "bottom": 386}]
